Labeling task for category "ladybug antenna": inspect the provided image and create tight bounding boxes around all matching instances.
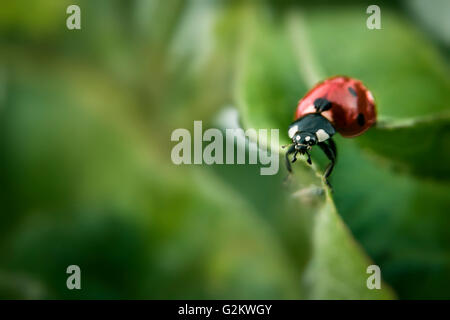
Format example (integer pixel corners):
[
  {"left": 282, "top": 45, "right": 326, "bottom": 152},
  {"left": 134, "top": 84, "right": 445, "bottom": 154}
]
[{"left": 281, "top": 143, "right": 293, "bottom": 149}]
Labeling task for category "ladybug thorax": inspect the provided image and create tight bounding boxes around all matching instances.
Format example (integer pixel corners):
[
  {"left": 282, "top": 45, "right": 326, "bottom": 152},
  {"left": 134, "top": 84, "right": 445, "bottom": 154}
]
[{"left": 288, "top": 113, "right": 335, "bottom": 146}]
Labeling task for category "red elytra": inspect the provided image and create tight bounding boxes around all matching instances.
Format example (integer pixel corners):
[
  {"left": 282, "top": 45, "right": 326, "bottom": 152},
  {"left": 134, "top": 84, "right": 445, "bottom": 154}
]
[{"left": 295, "top": 76, "right": 377, "bottom": 137}]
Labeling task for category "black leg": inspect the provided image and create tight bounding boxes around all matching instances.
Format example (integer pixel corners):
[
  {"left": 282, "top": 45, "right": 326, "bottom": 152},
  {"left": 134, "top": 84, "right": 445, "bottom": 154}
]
[
  {"left": 285, "top": 145, "right": 296, "bottom": 173},
  {"left": 327, "top": 137, "right": 337, "bottom": 159},
  {"left": 318, "top": 138, "right": 337, "bottom": 189},
  {"left": 305, "top": 150, "right": 312, "bottom": 165}
]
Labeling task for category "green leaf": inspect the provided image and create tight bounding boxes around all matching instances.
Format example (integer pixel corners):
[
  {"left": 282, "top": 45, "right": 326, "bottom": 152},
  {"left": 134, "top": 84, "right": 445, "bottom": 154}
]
[
  {"left": 235, "top": 7, "right": 308, "bottom": 149},
  {"left": 303, "top": 198, "right": 395, "bottom": 299},
  {"left": 332, "top": 138, "right": 450, "bottom": 299},
  {"left": 358, "top": 115, "right": 450, "bottom": 179},
  {"left": 233, "top": 4, "right": 395, "bottom": 299},
  {"left": 406, "top": 0, "right": 450, "bottom": 48},
  {"left": 233, "top": 5, "right": 449, "bottom": 297}
]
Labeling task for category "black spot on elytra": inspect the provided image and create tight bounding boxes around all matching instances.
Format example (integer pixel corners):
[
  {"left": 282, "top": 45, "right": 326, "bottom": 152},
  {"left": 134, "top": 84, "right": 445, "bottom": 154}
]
[
  {"left": 313, "top": 98, "right": 332, "bottom": 112},
  {"left": 348, "top": 87, "right": 357, "bottom": 97},
  {"left": 357, "top": 113, "right": 365, "bottom": 126}
]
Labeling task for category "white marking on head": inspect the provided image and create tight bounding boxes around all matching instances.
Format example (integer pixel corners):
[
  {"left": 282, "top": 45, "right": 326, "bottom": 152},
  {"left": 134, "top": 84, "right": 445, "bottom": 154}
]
[
  {"left": 288, "top": 125, "right": 298, "bottom": 139},
  {"left": 305, "top": 136, "right": 311, "bottom": 142},
  {"left": 296, "top": 135, "right": 301, "bottom": 141},
  {"left": 366, "top": 90, "right": 374, "bottom": 102},
  {"left": 315, "top": 129, "right": 330, "bottom": 142}
]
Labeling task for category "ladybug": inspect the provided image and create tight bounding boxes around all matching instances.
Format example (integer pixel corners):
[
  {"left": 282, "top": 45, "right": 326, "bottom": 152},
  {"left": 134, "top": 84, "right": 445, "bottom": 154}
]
[{"left": 285, "top": 76, "right": 376, "bottom": 188}]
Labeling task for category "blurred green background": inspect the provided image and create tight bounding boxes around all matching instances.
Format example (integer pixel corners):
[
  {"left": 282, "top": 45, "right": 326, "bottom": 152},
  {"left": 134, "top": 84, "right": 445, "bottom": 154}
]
[{"left": 0, "top": 0, "right": 449, "bottom": 299}]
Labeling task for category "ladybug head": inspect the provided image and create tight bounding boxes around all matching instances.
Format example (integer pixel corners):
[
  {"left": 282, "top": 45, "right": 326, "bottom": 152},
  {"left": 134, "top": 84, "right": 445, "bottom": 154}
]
[{"left": 292, "top": 132, "right": 317, "bottom": 153}]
